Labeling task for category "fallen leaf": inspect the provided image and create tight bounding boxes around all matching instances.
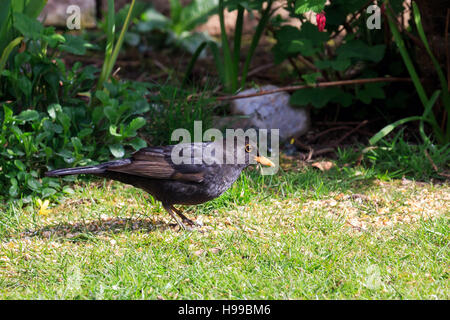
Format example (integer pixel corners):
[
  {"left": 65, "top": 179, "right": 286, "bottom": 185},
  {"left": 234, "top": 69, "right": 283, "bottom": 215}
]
[
  {"left": 193, "top": 249, "right": 205, "bottom": 256},
  {"left": 311, "top": 161, "right": 335, "bottom": 171},
  {"left": 209, "top": 247, "right": 221, "bottom": 254}
]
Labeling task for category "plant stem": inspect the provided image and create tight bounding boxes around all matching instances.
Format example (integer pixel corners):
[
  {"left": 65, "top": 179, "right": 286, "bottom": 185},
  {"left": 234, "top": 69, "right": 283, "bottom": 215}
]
[
  {"left": 240, "top": 0, "right": 273, "bottom": 88},
  {"left": 217, "top": 77, "right": 413, "bottom": 101},
  {"left": 218, "top": 0, "right": 237, "bottom": 92}
]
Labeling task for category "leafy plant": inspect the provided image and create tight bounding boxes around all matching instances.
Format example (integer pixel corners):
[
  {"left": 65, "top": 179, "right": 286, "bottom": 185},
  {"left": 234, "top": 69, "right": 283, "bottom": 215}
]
[
  {"left": 0, "top": 13, "right": 92, "bottom": 109},
  {"left": 96, "top": 0, "right": 137, "bottom": 91},
  {"left": 0, "top": 0, "right": 47, "bottom": 54},
  {"left": 185, "top": 0, "right": 275, "bottom": 92},
  {"left": 144, "top": 85, "right": 214, "bottom": 146},
  {"left": 90, "top": 81, "right": 150, "bottom": 160},
  {"left": 366, "top": 131, "right": 450, "bottom": 180},
  {"left": 270, "top": 0, "right": 399, "bottom": 111},
  {"left": 0, "top": 79, "right": 152, "bottom": 201},
  {"left": 0, "top": 0, "right": 47, "bottom": 77},
  {"left": 370, "top": 1, "right": 450, "bottom": 145},
  {"left": 0, "top": 9, "right": 152, "bottom": 201},
  {"left": 127, "top": 0, "right": 218, "bottom": 54}
]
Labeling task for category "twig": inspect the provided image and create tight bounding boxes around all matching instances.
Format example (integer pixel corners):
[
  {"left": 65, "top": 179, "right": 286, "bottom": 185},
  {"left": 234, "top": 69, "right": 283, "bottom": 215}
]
[
  {"left": 309, "top": 126, "right": 353, "bottom": 142},
  {"left": 332, "top": 120, "right": 369, "bottom": 146},
  {"left": 315, "top": 120, "right": 376, "bottom": 125},
  {"left": 287, "top": 57, "right": 303, "bottom": 78},
  {"left": 246, "top": 62, "right": 275, "bottom": 77},
  {"left": 297, "top": 55, "right": 319, "bottom": 72},
  {"left": 216, "top": 77, "right": 412, "bottom": 101},
  {"left": 424, "top": 149, "right": 450, "bottom": 179},
  {"left": 385, "top": 2, "right": 424, "bottom": 49},
  {"left": 330, "top": 0, "right": 374, "bottom": 40},
  {"left": 424, "top": 149, "right": 439, "bottom": 172},
  {"left": 305, "top": 147, "right": 314, "bottom": 161},
  {"left": 345, "top": 220, "right": 366, "bottom": 232},
  {"left": 112, "top": 67, "right": 121, "bottom": 78},
  {"left": 312, "top": 147, "right": 336, "bottom": 157},
  {"left": 297, "top": 55, "right": 329, "bottom": 81}
]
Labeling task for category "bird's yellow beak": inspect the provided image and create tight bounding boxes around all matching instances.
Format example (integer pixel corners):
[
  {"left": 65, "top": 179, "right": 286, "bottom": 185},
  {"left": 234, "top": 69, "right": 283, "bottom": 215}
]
[{"left": 254, "top": 156, "right": 276, "bottom": 167}]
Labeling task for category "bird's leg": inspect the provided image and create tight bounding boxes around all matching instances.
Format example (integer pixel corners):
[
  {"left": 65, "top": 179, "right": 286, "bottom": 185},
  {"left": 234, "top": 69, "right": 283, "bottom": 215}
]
[
  {"left": 171, "top": 205, "right": 201, "bottom": 227},
  {"left": 163, "top": 204, "right": 190, "bottom": 231}
]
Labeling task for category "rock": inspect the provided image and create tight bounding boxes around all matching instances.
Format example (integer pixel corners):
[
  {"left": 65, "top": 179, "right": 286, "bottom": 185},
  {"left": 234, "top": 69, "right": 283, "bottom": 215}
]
[
  {"left": 227, "top": 85, "right": 310, "bottom": 141},
  {"left": 39, "top": 0, "right": 96, "bottom": 28}
]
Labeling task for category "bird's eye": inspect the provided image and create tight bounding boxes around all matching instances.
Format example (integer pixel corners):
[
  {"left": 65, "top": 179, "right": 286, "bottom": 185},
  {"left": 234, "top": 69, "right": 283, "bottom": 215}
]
[{"left": 245, "top": 144, "right": 252, "bottom": 153}]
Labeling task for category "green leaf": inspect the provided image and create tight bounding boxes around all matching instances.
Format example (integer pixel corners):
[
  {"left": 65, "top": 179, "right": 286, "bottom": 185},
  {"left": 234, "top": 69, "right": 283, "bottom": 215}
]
[
  {"left": 332, "top": 90, "right": 353, "bottom": 107},
  {"left": 125, "top": 117, "right": 146, "bottom": 136},
  {"left": 337, "top": 40, "right": 386, "bottom": 63},
  {"left": 22, "top": 0, "right": 47, "bottom": 19},
  {"left": 17, "top": 109, "right": 39, "bottom": 122},
  {"left": 57, "top": 112, "right": 71, "bottom": 131},
  {"left": 71, "top": 137, "right": 82, "bottom": 153},
  {"left": 63, "top": 186, "right": 75, "bottom": 194},
  {"left": 43, "top": 32, "right": 65, "bottom": 48},
  {"left": 41, "top": 187, "right": 57, "bottom": 198},
  {"left": 92, "top": 107, "right": 105, "bottom": 124},
  {"left": 291, "top": 87, "right": 344, "bottom": 108},
  {"left": 59, "top": 35, "right": 90, "bottom": 55},
  {"left": 0, "top": 37, "right": 23, "bottom": 74},
  {"left": 356, "top": 83, "right": 385, "bottom": 104},
  {"left": 95, "top": 90, "right": 110, "bottom": 104},
  {"left": 369, "top": 116, "right": 424, "bottom": 145},
  {"left": 27, "top": 178, "right": 42, "bottom": 191},
  {"left": 288, "top": 39, "right": 316, "bottom": 56},
  {"left": 272, "top": 23, "right": 328, "bottom": 62},
  {"left": 109, "top": 144, "right": 125, "bottom": 158},
  {"left": 301, "top": 72, "right": 321, "bottom": 85},
  {"left": 315, "top": 58, "right": 351, "bottom": 71},
  {"left": 47, "top": 103, "right": 62, "bottom": 120},
  {"left": 137, "top": 8, "right": 170, "bottom": 32},
  {"left": 177, "top": 0, "right": 218, "bottom": 32},
  {"left": 14, "top": 160, "right": 26, "bottom": 171},
  {"left": 104, "top": 106, "right": 118, "bottom": 123},
  {"left": 128, "top": 137, "right": 147, "bottom": 150},
  {"left": 295, "top": 0, "right": 326, "bottom": 14},
  {"left": 13, "top": 12, "right": 43, "bottom": 40},
  {"left": 77, "top": 128, "right": 93, "bottom": 139},
  {"left": 9, "top": 184, "right": 18, "bottom": 197},
  {"left": 109, "top": 124, "right": 122, "bottom": 137}
]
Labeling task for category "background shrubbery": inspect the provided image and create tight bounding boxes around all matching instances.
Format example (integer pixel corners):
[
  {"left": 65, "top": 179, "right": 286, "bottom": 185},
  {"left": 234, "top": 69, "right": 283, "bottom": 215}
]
[{"left": 1, "top": 0, "right": 449, "bottom": 203}]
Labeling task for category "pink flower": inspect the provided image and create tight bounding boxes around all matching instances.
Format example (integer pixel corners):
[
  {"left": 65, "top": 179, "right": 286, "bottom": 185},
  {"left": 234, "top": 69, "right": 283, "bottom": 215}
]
[{"left": 316, "top": 11, "right": 326, "bottom": 32}]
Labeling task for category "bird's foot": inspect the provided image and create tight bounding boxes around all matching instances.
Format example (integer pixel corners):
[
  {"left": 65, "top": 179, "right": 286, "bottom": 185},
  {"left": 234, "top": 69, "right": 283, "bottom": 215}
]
[
  {"left": 172, "top": 206, "right": 203, "bottom": 228},
  {"left": 171, "top": 221, "right": 200, "bottom": 232},
  {"left": 181, "top": 217, "right": 202, "bottom": 228},
  {"left": 164, "top": 204, "right": 203, "bottom": 232}
]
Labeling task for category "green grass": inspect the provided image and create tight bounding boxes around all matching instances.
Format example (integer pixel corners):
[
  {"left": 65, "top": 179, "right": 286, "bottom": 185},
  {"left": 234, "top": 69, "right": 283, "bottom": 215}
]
[
  {"left": 336, "top": 133, "right": 450, "bottom": 181},
  {"left": 0, "top": 161, "right": 449, "bottom": 299}
]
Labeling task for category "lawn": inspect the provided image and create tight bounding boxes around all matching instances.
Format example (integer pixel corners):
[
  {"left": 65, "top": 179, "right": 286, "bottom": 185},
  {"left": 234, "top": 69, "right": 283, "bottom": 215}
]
[{"left": 0, "top": 159, "right": 448, "bottom": 299}]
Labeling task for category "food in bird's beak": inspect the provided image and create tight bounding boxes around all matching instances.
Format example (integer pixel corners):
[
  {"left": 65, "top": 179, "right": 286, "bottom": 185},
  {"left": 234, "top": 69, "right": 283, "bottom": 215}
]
[{"left": 254, "top": 156, "right": 276, "bottom": 167}]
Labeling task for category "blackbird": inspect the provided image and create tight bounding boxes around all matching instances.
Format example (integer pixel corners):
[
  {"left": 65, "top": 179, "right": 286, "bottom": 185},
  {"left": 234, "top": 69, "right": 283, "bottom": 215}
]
[{"left": 45, "top": 138, "right": 275, "bottom": 230}]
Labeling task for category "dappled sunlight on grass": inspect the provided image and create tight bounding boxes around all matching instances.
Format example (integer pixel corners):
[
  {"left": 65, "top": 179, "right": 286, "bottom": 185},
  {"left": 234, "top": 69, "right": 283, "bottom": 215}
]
[{"left": 0, "top": 159, "right": 448, "bottom": 299}]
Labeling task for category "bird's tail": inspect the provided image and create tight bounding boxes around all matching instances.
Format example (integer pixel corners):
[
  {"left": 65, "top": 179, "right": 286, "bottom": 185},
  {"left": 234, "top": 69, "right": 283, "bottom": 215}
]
[{"left": 45, "top": 159, "right": 130, "bottom": 177}]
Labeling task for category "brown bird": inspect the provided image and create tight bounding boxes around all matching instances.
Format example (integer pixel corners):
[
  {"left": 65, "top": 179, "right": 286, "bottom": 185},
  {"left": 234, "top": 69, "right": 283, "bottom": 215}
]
[{"left": 45, "top": 138, "right": 275, "bottom": 230}]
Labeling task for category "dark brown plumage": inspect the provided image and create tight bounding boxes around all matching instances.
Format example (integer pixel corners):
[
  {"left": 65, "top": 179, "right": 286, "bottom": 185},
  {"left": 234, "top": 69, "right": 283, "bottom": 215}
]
[{"left": 45, "top": 139, "right": 275, "bottom": 230}]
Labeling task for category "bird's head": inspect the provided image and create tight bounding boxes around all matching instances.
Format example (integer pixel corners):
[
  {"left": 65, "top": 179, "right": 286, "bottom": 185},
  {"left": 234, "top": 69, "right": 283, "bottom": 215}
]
[{"left": 223, "top": 136, "right": 275, "bottom": 168}]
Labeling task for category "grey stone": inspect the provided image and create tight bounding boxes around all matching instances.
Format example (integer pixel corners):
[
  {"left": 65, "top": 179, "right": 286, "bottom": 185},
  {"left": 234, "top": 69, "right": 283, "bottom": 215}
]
[
  {"left": 39, "top": 0, "right": 96, "bottom": 28},
  {"left": 227, "top": 85, "right": 310, "bottom": 141}
]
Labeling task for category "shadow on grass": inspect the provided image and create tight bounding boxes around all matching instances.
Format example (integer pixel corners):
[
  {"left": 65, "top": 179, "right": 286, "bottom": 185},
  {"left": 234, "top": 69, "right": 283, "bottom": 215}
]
[
  {"left": 5, "top": 165, "right": 383, "bottom": 241},
  {"left": 6, "top": 156, "right": 440, "bottom": 241},
  {"left": 19, "top": 216, "right": 182, "bottom": 242}
]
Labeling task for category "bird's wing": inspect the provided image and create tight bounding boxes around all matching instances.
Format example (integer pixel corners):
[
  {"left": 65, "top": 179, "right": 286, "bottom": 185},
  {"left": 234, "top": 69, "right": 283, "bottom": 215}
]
[{"left": 106, "top": 145, "right": 205, "bottom": 183}]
